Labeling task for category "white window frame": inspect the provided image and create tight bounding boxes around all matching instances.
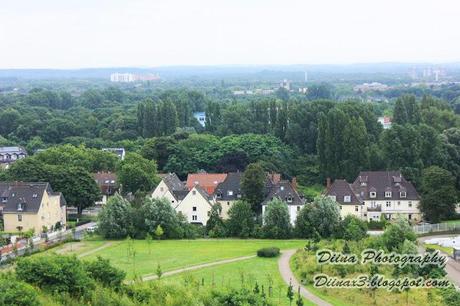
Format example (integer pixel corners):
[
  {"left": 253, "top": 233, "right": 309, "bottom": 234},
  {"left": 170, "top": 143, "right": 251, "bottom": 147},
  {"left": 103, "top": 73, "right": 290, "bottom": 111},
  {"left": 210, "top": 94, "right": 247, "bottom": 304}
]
[
  {"left": 385, "top": 191, "right": 392, "bottom": 198},
  {"left": 370, "top": 191, "right": 376, "bottom": 198},
  {"left": 400, "top": 191, "right": 407, "bottom": 198},
  {"left": 344, "top": 195, "right": 351, "bottom": 203}
]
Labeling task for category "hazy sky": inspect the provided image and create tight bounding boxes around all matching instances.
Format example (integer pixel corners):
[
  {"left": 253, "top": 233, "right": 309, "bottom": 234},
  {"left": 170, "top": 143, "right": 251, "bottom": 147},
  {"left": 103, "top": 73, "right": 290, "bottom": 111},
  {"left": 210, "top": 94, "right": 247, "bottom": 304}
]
[{"left": 1, "top": 0, "right": 459, "bottom": 69}]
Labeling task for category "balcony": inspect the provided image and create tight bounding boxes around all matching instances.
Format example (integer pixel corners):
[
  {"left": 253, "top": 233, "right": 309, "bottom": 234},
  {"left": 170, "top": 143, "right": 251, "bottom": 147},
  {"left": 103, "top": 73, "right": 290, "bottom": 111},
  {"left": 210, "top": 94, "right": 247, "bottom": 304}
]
[{"left": 367, "top": 205, "right": 382, "bottom": 212}]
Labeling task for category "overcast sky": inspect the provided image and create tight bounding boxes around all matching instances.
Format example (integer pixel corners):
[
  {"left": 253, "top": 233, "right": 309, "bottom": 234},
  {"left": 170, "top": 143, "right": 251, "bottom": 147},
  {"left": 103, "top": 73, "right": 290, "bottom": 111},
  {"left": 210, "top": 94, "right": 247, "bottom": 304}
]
[{"left": 0, "top": 0, "right": 459, "bottom": 69}]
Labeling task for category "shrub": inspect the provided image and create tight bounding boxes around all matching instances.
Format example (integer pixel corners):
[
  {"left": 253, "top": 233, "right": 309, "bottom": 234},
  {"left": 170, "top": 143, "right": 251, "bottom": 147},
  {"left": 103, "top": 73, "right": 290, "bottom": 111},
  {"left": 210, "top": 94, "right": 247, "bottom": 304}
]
[
  {"left": 85, "top": 256, "right": 126, "bottom": 289},
  {"left": 341, "top": 215, "right": 368, "bottom": 241},
  {"left": 16, "top": 255, "right": 94, "bottom": 297},
  {"left": 257, "top": 247, "right": 280, "bottom": 258},
  {"left": 0, "top": 274, "right": 40, "bottom": 306}
]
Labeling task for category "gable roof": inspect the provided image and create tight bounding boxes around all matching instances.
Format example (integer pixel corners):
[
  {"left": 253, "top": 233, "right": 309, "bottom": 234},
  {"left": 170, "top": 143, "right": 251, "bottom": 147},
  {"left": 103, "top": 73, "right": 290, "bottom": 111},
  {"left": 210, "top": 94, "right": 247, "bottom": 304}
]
[
  {"left": 186, "top": 173, "right": 227, "bottom": 195},
  {"left": 163, "top": 173, "right": 187, "bottom": 192},
  {"left": 94, "top": 172, "right": 118, "bottom": 186},
  {"left": 326, "top": 179, "right": 362, "bottom": 205},
  {"left": 180, "top": 185, "right": 214, "bottom": 207},
  {"left": 351, "top": 171, "right": 419, "bottom": 200},
  {"left": 0, "top": 182, "right": 49, "bottom": 213},
  {"left": 214, "top": 172, "right": 242, "bottom": 200},
  {"left": 262, "top": 180, "right": 305, "bottom": 206}
]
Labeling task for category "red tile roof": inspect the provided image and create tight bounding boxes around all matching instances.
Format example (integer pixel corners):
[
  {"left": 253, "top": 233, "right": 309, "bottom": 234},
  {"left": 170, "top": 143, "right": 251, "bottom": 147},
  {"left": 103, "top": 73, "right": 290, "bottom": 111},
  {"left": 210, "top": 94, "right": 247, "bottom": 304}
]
[{"left": 186, "top": 173, "right": 227, "bottom": 194}]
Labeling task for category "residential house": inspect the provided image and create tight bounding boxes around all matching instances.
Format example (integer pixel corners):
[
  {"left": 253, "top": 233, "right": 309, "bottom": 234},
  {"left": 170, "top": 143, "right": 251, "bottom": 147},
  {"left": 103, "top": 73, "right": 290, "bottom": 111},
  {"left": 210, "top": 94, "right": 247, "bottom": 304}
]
[
  {"left": 325, "top": 179, "right": 365, "bottom": 219},
  {"left": 102, "top": 148, "right": 126, "bottom": 160},
  {"left": 193, "top": 112, "right": 206, "bottom": 127},
  {"left": 1, "top": 182, "right": 66, "bottom": 233},
  {"left": 214, "top": 172, "right": 243, "bottom": 219},
  {"left": 261, "top": 178, "right": 306, "bottom": 225},
  {"left": 94, "top": 172, "right": 119, "bottom": 205},
  {"left": 0, "top": 146, "right": 27, "bottom": 168},
  {"left": 151, "top": 173, "right": 189, "bottom": 207},
  {"left": 326, "top": 171, "right": 421, "bottom": 222},
  {"left": 175, "top": 185, "right": 214, "bottom": 225},
  {"left": 186, "top": 173, "right": 227, "bottom": 195}
]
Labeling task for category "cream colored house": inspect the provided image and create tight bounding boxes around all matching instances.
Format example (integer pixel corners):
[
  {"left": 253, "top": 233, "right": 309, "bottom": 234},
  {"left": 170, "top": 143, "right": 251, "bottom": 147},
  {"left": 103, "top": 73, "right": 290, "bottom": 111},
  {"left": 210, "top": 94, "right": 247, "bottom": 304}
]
[
  {"left": 175, "top": 186, "right": 214, "bottom": 225},
  {"left": 150, "top": 173, "right": 188, "bottom": 208},
  {"left": 1, "top": 182, "right": 66, "bottom": 234},
  {"left": 326, "top": 171, "right": 421, "bottom": 222}
]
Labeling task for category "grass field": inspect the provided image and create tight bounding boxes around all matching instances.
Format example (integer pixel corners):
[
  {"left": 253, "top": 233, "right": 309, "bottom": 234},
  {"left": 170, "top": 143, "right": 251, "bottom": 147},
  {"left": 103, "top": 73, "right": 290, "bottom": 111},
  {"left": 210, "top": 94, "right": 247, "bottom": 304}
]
[
  {"left": 45, "top": 238, "right": 307, "bottom": 278},
  {"left": 425, "top": 243, "right": 453, "bottom": 255},
  {"left": 441, "top": 219, "right": 460, "bottom": 225},
  {"left": 163, "top": 256, "right": 314, "bottom": 306}
]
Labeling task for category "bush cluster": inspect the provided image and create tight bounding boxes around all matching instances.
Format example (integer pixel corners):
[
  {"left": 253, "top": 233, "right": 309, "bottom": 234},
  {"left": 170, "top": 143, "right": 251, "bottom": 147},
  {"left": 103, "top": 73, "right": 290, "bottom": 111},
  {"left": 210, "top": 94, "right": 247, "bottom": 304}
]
[{"left": 257, "top": 247, "right": 280, "bottom": 257}]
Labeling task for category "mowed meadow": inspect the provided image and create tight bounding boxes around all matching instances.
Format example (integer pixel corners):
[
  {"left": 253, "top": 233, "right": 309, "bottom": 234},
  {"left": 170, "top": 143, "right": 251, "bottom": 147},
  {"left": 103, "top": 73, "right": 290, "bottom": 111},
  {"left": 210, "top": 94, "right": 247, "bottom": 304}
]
[{"left": 42, "top": 238, "right": 307, "bottom": 278}]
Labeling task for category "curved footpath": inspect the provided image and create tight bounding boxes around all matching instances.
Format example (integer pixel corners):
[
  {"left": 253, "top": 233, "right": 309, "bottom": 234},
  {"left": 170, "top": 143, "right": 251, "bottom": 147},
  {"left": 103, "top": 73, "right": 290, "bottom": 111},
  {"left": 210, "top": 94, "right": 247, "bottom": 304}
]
[
  {"left": 278, "top": 249, "right": 332, "bottom": 306},
  {"left": 417, "top": 235, "right": 460, "bottom": 288}
]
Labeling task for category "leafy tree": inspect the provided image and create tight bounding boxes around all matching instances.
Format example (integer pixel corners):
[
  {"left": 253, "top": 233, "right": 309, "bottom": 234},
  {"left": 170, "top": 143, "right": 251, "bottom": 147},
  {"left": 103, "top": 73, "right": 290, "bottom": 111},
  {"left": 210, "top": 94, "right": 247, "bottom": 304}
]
[
  {"left": 420, "top": 166, "right": 458, "bottom": 222},
  {"left": 227, "top": 200, "right": 255, "bottom": 238},
  {"left": 263, "top": 199, "right": 292, "bottom": 239},
  {"left": 117, "top": 152, "right": 159, "bottom": 194},
  {"left": 380, "top": 218, "right": 416, "bottom": 252},
  {"left": 241, "top": 162, "right": 266, "bottom": 213},
  {"left": 295, "top": 196, "right": 341, "bottom": 239},
  {"left": 142, "top": 198, "right": 183, "bottom": 239},
  {"left": 98, "top": 194, "right": 133, "bottom": 239},
  {"left": 154, "top": 224, "right": 164, "bottom": 240},
  {"left": 206, "top": 203, "right": 226, "bottom": 237},
  {"left": 340, "top": 215, "right": 368, "bottom": 241}
]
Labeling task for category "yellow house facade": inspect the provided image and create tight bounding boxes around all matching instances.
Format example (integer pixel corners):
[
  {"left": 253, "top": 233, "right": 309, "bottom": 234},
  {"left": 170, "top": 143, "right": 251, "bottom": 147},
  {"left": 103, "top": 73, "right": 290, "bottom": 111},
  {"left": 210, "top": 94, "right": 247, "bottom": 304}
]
[{"left": 1, "top": 182, "right": 66, "bottom": 234}]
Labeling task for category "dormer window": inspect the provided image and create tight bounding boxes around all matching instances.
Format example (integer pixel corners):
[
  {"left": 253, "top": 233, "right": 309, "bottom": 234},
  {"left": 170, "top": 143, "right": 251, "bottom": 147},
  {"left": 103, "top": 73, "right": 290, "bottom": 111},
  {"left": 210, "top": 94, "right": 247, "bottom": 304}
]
[
  {"left": 400, "top": 191, "right": 406, "bottom": 198},
  {"left": 287, "top": 196, "right": 293, "bottom": 203},
  {"left": 216, "top": 192, "right": 222, "bottom": 199},
  {"left": 385, "top": 191, "right": 392, "bottom": 198},
  {"left": 17, "top": 203, "right": 24, "bottom": 211},
  {"left": 280, "top": 186, "right": 285, "bottom": 191},
  {"left": 360, "top": 182, "right": 367, "bottom": 186},
  {"left": 228, "top": 190, "right": 233, "bottom": 196},
  {"left": 1, "top": 197, "right": 7, "bottom": 203},
  {"left": 344, "top": 195, "right": 351, "bottom": 203},
  {"left": 32, "top": 193, "right": 38, "bottom": 198},
  {"left": 370, "top": 192, "right": 376, "bottom": 198}
]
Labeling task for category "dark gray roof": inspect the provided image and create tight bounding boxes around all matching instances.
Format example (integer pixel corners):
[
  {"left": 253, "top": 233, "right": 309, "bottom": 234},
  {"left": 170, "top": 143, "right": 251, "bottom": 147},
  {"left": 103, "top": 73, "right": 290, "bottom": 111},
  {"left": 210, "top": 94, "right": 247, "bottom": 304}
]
[
  {"left": 193, "top": 185, "right": 214, "bottom": 202},
  {"left": 326, "top": 179, "right": 362, "bottom": 205},
  {"left": 351, "top": 171, "right": 419, "bottom": 200},
  {"left": 0, "top": 182, "right": 49, "bottom": 213},
  {"left": 214, "top": 172, "right": 243, "bottom": 200},
  {"left": 163, "top": 173, "right": 187, "bottom": 192},
  {"left": 262, "top": 180, "right": 305, "bottom": 206},
  {"left": 172, "top": 189, "right": 189, "bottom": 201}
]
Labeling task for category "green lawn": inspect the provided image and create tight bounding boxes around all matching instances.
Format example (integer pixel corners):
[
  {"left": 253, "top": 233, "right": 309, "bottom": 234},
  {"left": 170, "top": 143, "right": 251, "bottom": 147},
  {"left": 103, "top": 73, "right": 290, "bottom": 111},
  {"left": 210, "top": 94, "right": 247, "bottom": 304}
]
[
  {"left": 162, "top": 256, "right": 314, "bottom": 306},
  {"left": 425, "top": 243, "right": 453, "bottom": 256},
  {"left": 47, "top": 238, "right": 307, "bottom": 278},
  {"left": 441, "top": 219, "right": 460, "bottom": 225}
]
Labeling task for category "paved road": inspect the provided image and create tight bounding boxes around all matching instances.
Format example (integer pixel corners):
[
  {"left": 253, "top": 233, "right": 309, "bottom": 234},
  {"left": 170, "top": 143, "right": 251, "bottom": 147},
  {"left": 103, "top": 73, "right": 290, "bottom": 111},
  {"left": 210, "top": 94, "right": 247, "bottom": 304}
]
[
  {"left": 142, "top": 254, "right": 256, "bottom": 281},
  {"left": 278, "top": 249, "right": 332, "bottom": 306},
  {"left": 418, "top": 235, "right": 460, "bottom": 288}
]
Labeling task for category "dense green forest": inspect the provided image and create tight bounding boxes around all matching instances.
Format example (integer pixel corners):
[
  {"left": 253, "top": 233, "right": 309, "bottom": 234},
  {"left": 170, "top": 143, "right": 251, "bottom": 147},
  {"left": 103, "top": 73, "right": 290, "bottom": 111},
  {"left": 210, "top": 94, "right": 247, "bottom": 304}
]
[{"left": 1, "top": 85, "right": 459, "bottom": 200}]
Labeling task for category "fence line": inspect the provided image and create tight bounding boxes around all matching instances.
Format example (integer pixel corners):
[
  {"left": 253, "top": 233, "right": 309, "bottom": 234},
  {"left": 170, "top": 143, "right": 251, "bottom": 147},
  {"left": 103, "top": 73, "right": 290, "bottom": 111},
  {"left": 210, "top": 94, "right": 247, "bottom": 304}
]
[{"left": 413, "top": 222, "right": 460, "bottom": 234}]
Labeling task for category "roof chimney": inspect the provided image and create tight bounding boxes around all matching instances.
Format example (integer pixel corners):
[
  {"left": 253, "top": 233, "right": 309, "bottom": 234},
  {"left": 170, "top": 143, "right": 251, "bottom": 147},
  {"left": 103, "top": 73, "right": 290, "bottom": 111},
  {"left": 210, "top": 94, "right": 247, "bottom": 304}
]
[{"left": 326, "top": 177, "right": 331, "bottom": 189}]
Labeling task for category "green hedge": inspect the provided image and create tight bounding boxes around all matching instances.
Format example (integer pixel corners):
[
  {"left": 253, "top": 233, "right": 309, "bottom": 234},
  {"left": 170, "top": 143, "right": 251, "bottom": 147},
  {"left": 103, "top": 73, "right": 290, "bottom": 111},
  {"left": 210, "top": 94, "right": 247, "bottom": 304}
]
[{"left": 256, "top": 247, "right": 280, "bottom": 258}]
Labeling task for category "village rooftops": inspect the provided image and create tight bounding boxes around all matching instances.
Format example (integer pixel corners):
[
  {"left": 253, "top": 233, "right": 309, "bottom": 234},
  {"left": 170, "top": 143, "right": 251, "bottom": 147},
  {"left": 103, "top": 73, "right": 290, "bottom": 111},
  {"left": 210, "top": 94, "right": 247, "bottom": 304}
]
[
  {"left": 262, "top": 180, "right": 305, "bottom": 206},
  {"left": 215, "top": 172, "right": 242, "bottom": 200},
  {"left": 186, "top": 173, "right": 227, "bottom": 195},
  {"left": 0, "top": 146, "right": 27, "bottom": 163},
  {"left": 326, "top": 179, "right": 362, "bottom": 205}
]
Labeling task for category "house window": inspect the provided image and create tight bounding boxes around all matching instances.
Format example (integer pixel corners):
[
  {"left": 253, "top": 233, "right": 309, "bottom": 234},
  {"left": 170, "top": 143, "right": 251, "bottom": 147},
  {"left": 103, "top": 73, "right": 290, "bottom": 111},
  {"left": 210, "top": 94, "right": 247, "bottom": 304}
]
[
  {"left": 17, "top": 203, "right": 24, "bottom": 211},
  {"left": 207, "top": 211, "right": 210, "bottom": 217},
  {"left": 1, "top": 197, "right": 7, "bottom": 203},
  {"left": 408, "top": 201, "right": 412, "bottom": 207},
  {"left": 408, "top": 214, "right": 412, "bottom": 220},
  {"left": 400, "top": 191, "right": 406, "bottom": 198},
  {"left": 32, "top": 193, "right": 38, "bottom": 198},
  {"left": 340, "top": 205, "right": 342, "bottom": 210},
  {"left": 385, "top": 191, "right": 392, "bottom": 198},
  {"left": 297, "top": 206, "right": 300, "bottom": 211},
  {"left": 160, "top": 187, "right": 164, "bottom": 192},
  {"left": 193, "top": 206, "right": 197, "bottom": 212},
  {"left": 280, "top": 186, "right": 284, "bottom": 191},
  {"left": 386, "top": 201, "right": 391, "bottom": 208},
  {"left": 192, "top": 190, "right": 196, "bottom": 195},
  {"left": 192, "top": 215, "right": 197, "bottom": 221},
  {"left": 370, "top": 192, "right": 376, "bottom": 198},
  {"left": 17, "top": 215, "right": 22, "bottom": 222},
  {"left": 355, "top": 206, "right": 359, "bottom": 212},
  {"left": 344, "top": 195, "right": 351, "bottom": 203},
  {"left": 217, "top": 193, "right": 222, "bottom": 199},
  {"left": 171, "top": 200, "right": 175, "bottom": 203},
  {"left": 287, "top": 196, "right": 293, "bottom": 203},
  {"left": 227, "top": 202, "right": 230, "bottom": 206},
  {"left": 398, "top": 201, "right": 401, "bottom": 205},
  {"left": 228, "top": 191, "right": 233, "bottom": 196}
]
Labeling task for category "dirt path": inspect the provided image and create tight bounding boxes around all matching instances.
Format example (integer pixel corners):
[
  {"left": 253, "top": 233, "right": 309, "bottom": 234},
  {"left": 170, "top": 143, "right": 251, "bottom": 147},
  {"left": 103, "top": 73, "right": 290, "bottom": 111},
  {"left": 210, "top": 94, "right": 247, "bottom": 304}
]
[
  {"left": 278, "top": 249, "right": 332, "bottom": 306},
  {"left": 78, "top": 242, "right": 114, "bottom": 258},
  {"left": 142, "top": 255, "right": 256, "bottom": 281}
]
